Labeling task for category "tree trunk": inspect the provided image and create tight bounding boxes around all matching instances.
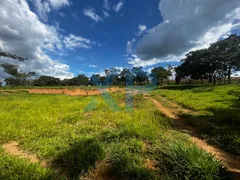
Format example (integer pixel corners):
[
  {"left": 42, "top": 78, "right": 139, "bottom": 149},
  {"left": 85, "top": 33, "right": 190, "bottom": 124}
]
[
  {"left": 213, "top": 76, "right": 216, "bottom": 86},
  {"left": 228, "top": 66, "right": 231, "bottom": 84},
  {"left": 209, "top": 75, "right": 212, "bottom": 84}
]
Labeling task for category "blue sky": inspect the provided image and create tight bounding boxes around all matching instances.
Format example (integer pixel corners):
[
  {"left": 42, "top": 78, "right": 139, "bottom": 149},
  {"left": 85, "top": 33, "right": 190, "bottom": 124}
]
[
  {"left": 0, "top": 0, "right": 240, "bottom": 79},
  {"left": 46, "top": 0, "right": 167, "bottom": 76}
]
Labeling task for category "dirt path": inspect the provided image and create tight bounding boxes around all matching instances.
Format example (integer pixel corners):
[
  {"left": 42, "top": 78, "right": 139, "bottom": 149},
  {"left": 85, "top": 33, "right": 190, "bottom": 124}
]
[
  {"left": 2, "top": 141, "right": 47, "bottom": 167},
  {"left": 146, "top": 95, "right": 240, "bottom": 178}
]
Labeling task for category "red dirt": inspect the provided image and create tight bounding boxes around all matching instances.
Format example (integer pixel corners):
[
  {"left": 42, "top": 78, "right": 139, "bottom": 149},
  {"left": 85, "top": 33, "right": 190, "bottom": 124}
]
[
  {"left": 27, "top": 87, "right": 124, "bottom": 96},
  {"left": 2, "top": 141, "right": 47, "bottom": 167},
  {"left": 81, "top": 161, "right": 116, "bottom": 180},
  {"left": 146, "top": 96, "right": 240, "bottom": 179}
]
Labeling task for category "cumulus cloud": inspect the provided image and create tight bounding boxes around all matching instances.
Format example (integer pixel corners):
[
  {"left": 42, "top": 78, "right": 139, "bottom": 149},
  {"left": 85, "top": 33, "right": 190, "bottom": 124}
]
[
  {"left": 136, "top": 25, "right": 147, "bottom": 36},
  {"left": 113, "top": 1, "right": 124, "bottom": 13},
  {"left": 83, "top": 7, "right": 103, "bottom": 22},
  {"left": 34, "top": 0, "right": 70, "bottom": 21},
  {"left": 129, "top": 0, "right": 240, "bottom": 67},
  {"left": 0, "top": 0, "right": 81, "bottom": 79}
]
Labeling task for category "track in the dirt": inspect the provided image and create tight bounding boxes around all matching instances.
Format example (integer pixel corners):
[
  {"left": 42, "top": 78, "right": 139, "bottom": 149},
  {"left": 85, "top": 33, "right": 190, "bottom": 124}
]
[{"left": 146, "top": 95, "right": 240, "bottom": 179}]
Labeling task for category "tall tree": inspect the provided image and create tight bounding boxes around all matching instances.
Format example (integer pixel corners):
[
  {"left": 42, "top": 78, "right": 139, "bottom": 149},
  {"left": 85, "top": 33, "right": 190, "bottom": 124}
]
[{"left": 210, "top": 34, "right": 240, "bottom": 84}]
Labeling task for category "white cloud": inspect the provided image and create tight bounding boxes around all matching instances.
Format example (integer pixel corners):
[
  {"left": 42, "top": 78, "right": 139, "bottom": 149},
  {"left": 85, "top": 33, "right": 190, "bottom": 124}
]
[
  {"left": 113, "top": 1, "right": 124, "bottom": 13},
  {"left": 136, "top": 25, "right": 147, "bottom": 36},
  {"left": 126, "top": 38, "right": 136, "bottom": 54},
  {"left": 89, "top": 64, "right": 98, "bottom": 68},
  {"left": 127, "top": 54, "right": 181, "bottom": 67},
  {"left": 128, "top": 0, "right": 240, "bottom": 67},
  {"left": 83, "top": 7, "right": 103, "bottom": 22},
  {"left": 35, "top": 0, "right": 51, "bottom": 21},
  {"left": 48, "top": 0, "right": 70, "bottom": 9},
  {"left": 103, "top": 11, "right": 110, "bottom": 18},
  {"left": 34, "top": 0, "right": 70, "bottom": 21},
  {"left": 0, "top": 0, "right": 79, "bottom": 79},
  {"left": 63, "top": 34, "right": 94, "bottom": 50},
  {"left": 103, "top": 0, "right": 110, "bottom": 10}
]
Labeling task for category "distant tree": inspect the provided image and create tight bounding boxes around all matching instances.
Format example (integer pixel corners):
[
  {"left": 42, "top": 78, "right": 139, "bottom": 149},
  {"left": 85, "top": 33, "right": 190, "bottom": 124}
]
[
  {"left": 33, "top": 76, "right": 61, "bottom": 86},
  {"left": 105, "top": 68, "right": 122, "bottom": 85},
  {"left": 90, "top": 74, "right": 101, "bottom": 86},
  {"left": 131, "top": 67, "right": 149, "bottom": 85},
  {"left": 150, "top": 67, "right": 171, "bottom": 85},
  {"left": 120, "top": 68, "right": 134, "bottom": 85},
  {"left": 72, "top": 74, "right": 89, "bottom": 86}
]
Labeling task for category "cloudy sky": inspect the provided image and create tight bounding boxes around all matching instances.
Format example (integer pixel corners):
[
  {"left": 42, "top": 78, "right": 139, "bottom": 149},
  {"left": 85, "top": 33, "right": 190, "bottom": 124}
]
[{"left": 0, "top": 0, "right": 240, "bottom": 79}]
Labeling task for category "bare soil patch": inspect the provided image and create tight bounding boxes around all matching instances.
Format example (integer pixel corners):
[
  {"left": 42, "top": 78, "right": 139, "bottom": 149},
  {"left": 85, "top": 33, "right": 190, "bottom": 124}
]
[
  {"left": 27, "top": 87, "right": 124, "bottom": 96},
  {"left": 81, "top": 161, "right": 116, "bottom": 180},
  {"left": 146, "top": 95, "right": 240, "bottom": 178},
  {"left": 2, "top": 141, "right": 47, "bottom": 167}
]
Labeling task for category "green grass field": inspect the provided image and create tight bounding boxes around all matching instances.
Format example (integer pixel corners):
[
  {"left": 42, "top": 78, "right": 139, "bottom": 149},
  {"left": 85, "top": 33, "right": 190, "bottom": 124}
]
[
  {"left": 151, "top": 84, "right": 240, "bottom": 156},
  {"left": 0, "top": 88, "right": 234, "bottom": 179}
]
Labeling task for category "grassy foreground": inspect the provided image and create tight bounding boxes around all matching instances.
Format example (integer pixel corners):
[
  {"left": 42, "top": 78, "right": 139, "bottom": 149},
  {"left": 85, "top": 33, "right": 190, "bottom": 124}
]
[
  {"left": 0, "top": 90, "right": 231, "bottom": 179},
  {"left": 151, "top": 84, "right": 240, "bottom": 156}
]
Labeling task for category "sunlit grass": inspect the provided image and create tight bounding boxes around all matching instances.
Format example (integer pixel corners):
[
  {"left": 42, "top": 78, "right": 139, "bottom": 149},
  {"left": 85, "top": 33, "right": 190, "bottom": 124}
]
[
  {"left": 0, "top": 90, "right": 230, "bottom": 179},
  {"left": 151, "top": 84, "right": 240, "bottom": 155}
]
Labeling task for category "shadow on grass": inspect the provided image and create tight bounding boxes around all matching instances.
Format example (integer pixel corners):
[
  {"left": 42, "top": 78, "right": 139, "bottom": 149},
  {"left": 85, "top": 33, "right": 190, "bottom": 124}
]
[
  {"left": 178, "top": 89, "right": 240, "bottom": 156},
  {"left": 180, "top": 107, "right": 240, "bottom": 156},
  {"left": 52, "top": 138, "right": 105, "bottom": 179}
]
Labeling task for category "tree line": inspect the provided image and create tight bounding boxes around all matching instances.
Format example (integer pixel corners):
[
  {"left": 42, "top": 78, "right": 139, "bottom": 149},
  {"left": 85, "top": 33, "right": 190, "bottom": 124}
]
[
  {"left": 176, "top": 34, "right": 240, "bottom": 85},
  {"left": 1, "top": 35, "right": 239, "bottom": 87},
  {"left": 2, "top": 66, "right": 171, "bottom": 86}
]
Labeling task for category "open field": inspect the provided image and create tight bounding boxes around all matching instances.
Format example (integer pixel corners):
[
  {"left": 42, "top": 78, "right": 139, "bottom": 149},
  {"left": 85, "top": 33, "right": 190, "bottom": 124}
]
[{"left": 0, "top": 86, "right": 238, "bottom": 179}]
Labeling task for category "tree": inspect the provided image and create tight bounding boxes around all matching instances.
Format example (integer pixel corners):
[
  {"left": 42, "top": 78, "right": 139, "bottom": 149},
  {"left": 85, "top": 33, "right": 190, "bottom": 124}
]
[
  {"left": 72, "top": 74, "right": 89, "bottom": 86},
  {"left": 105, "top": 68, "right": 121, "bottom": 85},
  {"left": 33, "top": 76, "right": 61, "bottom": 86},
  {"left": 131, "top": 67, "right": 149, "bottom": 85},
  {"left": 120, "top": 68, "right": 134, "bottom": 85},
  {"left": 175, "top": 35, "right": 240, "bottom": 85},
  {"left": 0, "top": 51, "right": 35, "bottom": 86},
  {"left": 90, "top": 74, "right": 101, "bottom": 86},
  {"left": 210, "top": 34, "right": 240, "bottom": 84},
  {"left": 150, "top": 67, "right": 171, "bottom": 85}
]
